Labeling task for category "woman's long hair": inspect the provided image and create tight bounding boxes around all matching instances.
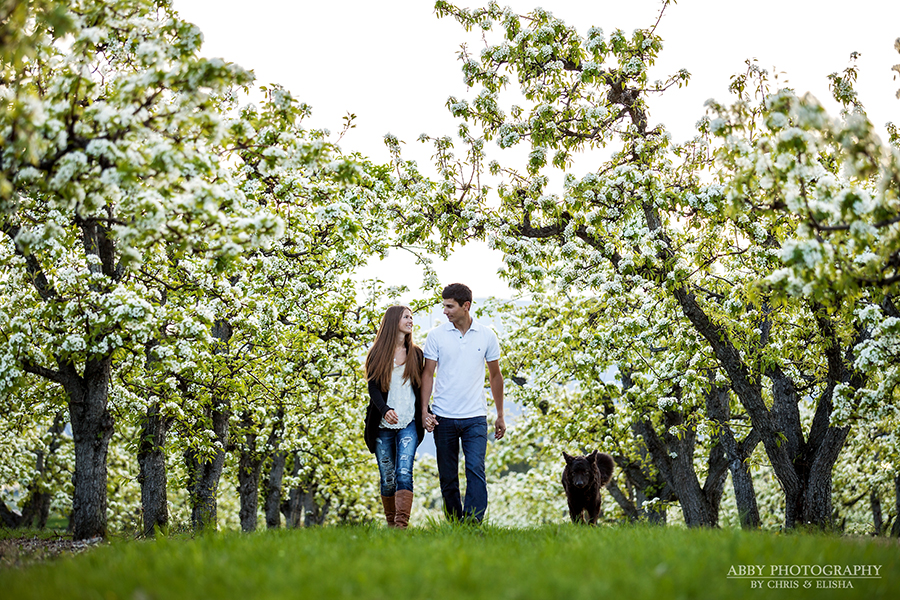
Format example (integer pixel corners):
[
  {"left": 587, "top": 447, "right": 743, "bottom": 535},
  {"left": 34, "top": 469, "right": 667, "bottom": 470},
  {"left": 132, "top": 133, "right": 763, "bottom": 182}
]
[{"left": 365, "top": 305, "right": 423, "bottom": 392}]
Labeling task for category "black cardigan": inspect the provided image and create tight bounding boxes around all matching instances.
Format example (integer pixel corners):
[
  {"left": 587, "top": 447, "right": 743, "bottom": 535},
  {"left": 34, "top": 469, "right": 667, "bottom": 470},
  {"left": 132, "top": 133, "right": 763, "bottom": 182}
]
[{"left": 364, "top": 347, "right": 426, "bottom": 454}]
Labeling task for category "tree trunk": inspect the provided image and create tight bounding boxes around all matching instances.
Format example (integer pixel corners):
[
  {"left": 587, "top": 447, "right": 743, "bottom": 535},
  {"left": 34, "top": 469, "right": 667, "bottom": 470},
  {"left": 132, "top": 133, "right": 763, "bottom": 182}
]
[
  {"left": 19, "top": 485, "right": 52, "bottom": 530},
  {"left": 280, "top": 458, "right": 329, "bottom": 527},
  {"left": 892, "top": 476, "right": 900, "bottom": 538},
  {"left": 727, "top": 438, "right": 761, "bottom": 529},
  {"left": 670, "top": 283, "right": 863, "bottom": 530},
  {"left": 66, "top": 357, "right": 115, "bottom": 540},
  {"left": 605, "top": 479, "right": 639, "bottom": 522},
  {"left": 674, "top": 285, "right": 806, "bottom": 526},
  {"left": 238, "top": 405, "right": 285, "bottom": 532},
  {"left": 264, "top": 450, "right": 286, "bottom": 529},
  {"left": 183, "top": 319, "right": 234, "bottom": 533},
  {"left": 184, "top": 398, "right": 229, "bottom": 533},
  {"left": 636, "top": 486, "right": 667, "bottom": 524},
  {"left": 611, "top": 371, "right": 677, "bottom": 524},
  {"left": 281, "top": 452, "right": 304, "bottom": 528},
  {"left": 800, "top": 423, "right": 850, "bottom": 529},
  {"left": 300, "top": 483, "right": 329, "bottom": 527},
  {"left": 237, "top": 429, "right": 263, "bottom": 533},
  {"left": 702, "top": 439, "right": 729, "bottom": 526},
  {"left": 13, "top": 409, "right": 68, "bottom": 529},
  {"left": 138, "top": 402, "right": 170, "bottom": 537},
  {"left": 871, "top": 491, "right": 883, "bottom": 536},
  {"left": 706, "top": 382, "right": 761, "bottom": 528},
  {"left": 632, "top": 200, "right": 861, "bottom": 531},
  {"left": 608, "top": 455, "right": 672, "bottom": 524},
  {"left": 698, "top": 387, "right": 731, "bottom": 525},
  {"left": 633, "top": 408, "right": 726, "bottom": 527},
  {"left": 6, "top": 219, "right": 119, "bottom": 540}
]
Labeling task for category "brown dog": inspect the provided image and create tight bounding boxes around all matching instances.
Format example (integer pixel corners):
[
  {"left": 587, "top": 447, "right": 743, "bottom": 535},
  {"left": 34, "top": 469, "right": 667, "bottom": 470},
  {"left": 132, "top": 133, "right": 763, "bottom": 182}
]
[{"left": 562, "top": 450, "right": 614, "bottom": 524}]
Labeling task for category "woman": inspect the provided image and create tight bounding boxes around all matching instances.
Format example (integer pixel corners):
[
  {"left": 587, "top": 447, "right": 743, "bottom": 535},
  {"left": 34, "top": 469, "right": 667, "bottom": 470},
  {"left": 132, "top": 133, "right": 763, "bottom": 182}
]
[{"left": 364, "top": 305, "right": 425, "bottom": 528}]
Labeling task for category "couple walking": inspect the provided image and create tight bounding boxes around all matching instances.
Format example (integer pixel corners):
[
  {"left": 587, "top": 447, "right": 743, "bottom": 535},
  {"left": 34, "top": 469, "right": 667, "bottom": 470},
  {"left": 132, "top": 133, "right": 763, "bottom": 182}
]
[{"left": 363, "top": 283, "right": 505, "bottom": 528}]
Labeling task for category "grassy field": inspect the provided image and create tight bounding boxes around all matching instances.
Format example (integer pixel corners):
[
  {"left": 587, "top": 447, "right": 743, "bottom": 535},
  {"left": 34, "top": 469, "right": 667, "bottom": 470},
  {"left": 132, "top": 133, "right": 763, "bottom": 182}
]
[{"left": 2, "top": 524, "right": 897, "bottom": 600}]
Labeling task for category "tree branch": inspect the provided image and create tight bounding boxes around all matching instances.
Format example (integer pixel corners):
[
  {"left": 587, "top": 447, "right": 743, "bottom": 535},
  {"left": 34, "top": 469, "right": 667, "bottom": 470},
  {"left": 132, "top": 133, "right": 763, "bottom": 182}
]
[
  {"left": 1, "top": 221, "right": 58, "bottom": 301},
  {"left": 22, "top": 360, "right": 66, "bottom": 385}
]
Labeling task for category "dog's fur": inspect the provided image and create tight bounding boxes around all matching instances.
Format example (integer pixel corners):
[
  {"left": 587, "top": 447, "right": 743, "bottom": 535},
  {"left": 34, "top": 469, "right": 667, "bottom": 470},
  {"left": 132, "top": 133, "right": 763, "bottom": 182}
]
[{"left": 561, "top": 450, "right": 614, "bottom": 524}]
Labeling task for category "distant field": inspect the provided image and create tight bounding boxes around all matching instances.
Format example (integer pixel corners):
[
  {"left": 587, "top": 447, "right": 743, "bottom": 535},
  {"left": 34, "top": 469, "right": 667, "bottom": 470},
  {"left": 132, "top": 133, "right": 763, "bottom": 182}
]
[{"left": 2, "top": 524, "right": 898, "bottom": 600}]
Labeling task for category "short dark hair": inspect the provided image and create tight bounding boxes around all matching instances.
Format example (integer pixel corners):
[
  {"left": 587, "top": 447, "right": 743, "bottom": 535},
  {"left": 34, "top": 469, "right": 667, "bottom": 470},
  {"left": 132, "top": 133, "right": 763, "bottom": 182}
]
[{"left": 442, "top": 283, "right": 472, "bottom": 307}]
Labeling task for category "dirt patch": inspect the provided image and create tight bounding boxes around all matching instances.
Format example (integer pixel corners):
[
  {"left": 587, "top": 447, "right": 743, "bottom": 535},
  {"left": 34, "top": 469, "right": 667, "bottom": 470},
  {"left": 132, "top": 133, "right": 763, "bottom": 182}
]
[{"left": 0, "top": 534, "right": 105, "bottom": 569}]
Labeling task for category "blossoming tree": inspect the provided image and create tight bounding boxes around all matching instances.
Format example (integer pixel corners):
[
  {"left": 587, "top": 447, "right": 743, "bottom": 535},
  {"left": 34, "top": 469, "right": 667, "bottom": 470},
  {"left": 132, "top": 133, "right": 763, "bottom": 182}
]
[
  {"left": 0, "top": 0, "right": 281, "bottom": 539},
  {"left": 390, "top": 1, "right": 899, "bottom": 529}
]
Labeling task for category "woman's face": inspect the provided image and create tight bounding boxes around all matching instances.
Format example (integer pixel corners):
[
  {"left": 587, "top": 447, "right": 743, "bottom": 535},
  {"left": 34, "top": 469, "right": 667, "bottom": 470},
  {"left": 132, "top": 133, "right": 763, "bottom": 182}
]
[{"left": 398, "top": 308, "right": 414, "bottom": 335}]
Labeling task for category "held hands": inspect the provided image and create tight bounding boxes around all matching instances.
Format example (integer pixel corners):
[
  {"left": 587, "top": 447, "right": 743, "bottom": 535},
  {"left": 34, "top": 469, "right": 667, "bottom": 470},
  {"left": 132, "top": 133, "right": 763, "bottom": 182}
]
[
  {"left": 424, "top": 412, "right": 438, "bottom": 432},
  {"left": 419, "top": 411, "right": 502, "bottom": 437},
  {"left": 384, "top": 409, "right": 399, "bottom": 425}
]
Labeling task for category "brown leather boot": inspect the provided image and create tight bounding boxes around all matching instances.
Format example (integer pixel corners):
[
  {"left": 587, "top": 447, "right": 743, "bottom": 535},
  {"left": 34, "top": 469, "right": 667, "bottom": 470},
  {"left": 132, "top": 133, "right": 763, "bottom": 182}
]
[
  {"left": 381, "top": 495, "right": 396, "bottom": 527},
  {"left": 394, "top": 490, "right": 414, "bottom": 529}
]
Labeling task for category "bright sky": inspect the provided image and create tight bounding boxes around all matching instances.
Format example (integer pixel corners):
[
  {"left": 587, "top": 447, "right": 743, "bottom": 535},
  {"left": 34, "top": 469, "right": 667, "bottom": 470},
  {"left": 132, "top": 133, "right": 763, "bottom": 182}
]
[{"left": 175, "top": 0, "right": 900, "bottom": 300}]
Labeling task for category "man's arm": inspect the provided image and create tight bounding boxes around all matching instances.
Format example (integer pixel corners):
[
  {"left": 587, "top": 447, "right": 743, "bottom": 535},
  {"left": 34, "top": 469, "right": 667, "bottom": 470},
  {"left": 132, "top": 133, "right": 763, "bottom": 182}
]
[
  {"left": 422, "top": 358, "right": 438, "bottom": 432},
  {"left": 487, "top": 359, "right": 505, "bottom": 440}
]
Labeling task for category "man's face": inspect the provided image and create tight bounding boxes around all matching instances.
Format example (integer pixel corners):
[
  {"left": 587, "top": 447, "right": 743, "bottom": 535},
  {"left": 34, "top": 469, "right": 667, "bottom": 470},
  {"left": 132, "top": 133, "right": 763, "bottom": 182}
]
[{"left": 442, "top": 298, "right": 469, "bottom": 324}]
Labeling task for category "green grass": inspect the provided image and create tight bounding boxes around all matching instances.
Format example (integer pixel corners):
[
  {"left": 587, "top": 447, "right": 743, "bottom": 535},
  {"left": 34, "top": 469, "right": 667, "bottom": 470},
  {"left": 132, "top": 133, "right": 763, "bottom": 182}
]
[{"left": 2, "top": 524, "right": 898, "bottom": 600}]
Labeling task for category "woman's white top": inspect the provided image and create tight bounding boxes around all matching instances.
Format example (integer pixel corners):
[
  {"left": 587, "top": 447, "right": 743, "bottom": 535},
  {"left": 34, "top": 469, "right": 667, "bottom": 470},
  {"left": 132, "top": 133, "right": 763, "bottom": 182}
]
[{"left": 380, "top": 364, "right": 416, "bottom": 429}]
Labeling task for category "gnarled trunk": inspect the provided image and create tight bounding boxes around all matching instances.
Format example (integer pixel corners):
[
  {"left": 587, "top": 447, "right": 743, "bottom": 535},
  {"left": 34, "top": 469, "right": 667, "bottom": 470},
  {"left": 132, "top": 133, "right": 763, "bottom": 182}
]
[
  {"left": 631, "top": 380, "right": 732, "bottom": 528},
  {"left": 797, "top": 423, "right": 850, "bottom": 528},
  {"left": 184, "top": 319, "right": 234, "bottom": 533},
  {"left": 19, "top": 483, "right": 52, "bottom": 530},
  {"left": 726, "top": 432, "right": 760, "bottom": 529},
  {"left": 6, "top": 217, "right": 118, "bottom": 541},
  {"left": 629, "top": 200, "right": 862, "bottom": 531},
  {"left": 671, "top": 284, "right": 863, "bottom": 529},
  {"left": 281, "top": 459, "right": 330, "bottom": 527},
  {"left": 892, "top": 476, "right": 900, "bottom": 538},
  {"left": 608, "top": 453, "right": 673, "bottom": 524},
  {"left": 67, "top": 357, "right": 115, "bottom": 541},
  {"left": 264, "top": 450, "right": 286, "bottom": 529},
  {"left": 237, "top": 430, "right": 263, "bottom": 533},
  {"left": 633, "top": 410, "right": 727, "bottom": 527},
  {"left": 238, "top": 406, "right": 285, "bottom": 532},
  {"left": 871, "top": 491, "right": 884, "bottom": 535},
  {"left": 280, "top": 452, "right": 304, "bottom": 528},
  {"left": 297, "top": 481, "right": 329, "bottom": 527},
  {"left": 184, "top": 397, "right": 229, "bottom": 532},
  {"left": 706, "top": 383, "right": 761, "bottom": 528},
  {"left": 138, "top": 402, "right": 170, "bottom": 536}
]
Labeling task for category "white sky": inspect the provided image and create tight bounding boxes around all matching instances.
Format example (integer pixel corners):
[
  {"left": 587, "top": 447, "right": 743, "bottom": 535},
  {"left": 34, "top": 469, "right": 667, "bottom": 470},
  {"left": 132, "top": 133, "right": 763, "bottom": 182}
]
[{"left": 174, "top": 0, "right": 900, "bottom": 300}]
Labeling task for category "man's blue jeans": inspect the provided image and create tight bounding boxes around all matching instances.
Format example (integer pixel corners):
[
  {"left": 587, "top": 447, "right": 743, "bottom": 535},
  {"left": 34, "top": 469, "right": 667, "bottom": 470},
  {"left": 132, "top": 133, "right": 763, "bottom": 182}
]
[
  {"left": 374, "top": 420, "right": 418, "bottom": 496},
  {"left": 433, "top": 416, "right": 488, "bottom": 522}
]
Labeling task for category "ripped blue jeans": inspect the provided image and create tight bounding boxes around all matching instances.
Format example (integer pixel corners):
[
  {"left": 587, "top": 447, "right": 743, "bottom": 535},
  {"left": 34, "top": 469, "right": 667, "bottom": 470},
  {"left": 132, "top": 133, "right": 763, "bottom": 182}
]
[{"left": 374, "top": 419, "right": 418, "bottom": 496}]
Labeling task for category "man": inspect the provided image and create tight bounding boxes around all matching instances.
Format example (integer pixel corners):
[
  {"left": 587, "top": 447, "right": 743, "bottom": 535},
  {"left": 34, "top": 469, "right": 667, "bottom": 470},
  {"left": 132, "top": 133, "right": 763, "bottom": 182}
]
[{"left": 421, "top": 283, "right": 505, "bottom": 522}]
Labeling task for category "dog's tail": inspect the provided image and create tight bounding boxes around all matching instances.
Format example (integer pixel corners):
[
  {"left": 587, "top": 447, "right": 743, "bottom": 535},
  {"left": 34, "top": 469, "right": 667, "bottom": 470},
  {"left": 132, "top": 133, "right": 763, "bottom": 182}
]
[{"left": 595, "top": 452, "right": 614, "bottom": 487}]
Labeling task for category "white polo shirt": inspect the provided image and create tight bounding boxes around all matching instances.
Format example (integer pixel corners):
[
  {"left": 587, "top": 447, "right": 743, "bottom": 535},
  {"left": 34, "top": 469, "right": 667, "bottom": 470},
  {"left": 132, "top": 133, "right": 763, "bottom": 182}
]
[{"left": 423, "top": 319, "right": 501, "bottom": 419}]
